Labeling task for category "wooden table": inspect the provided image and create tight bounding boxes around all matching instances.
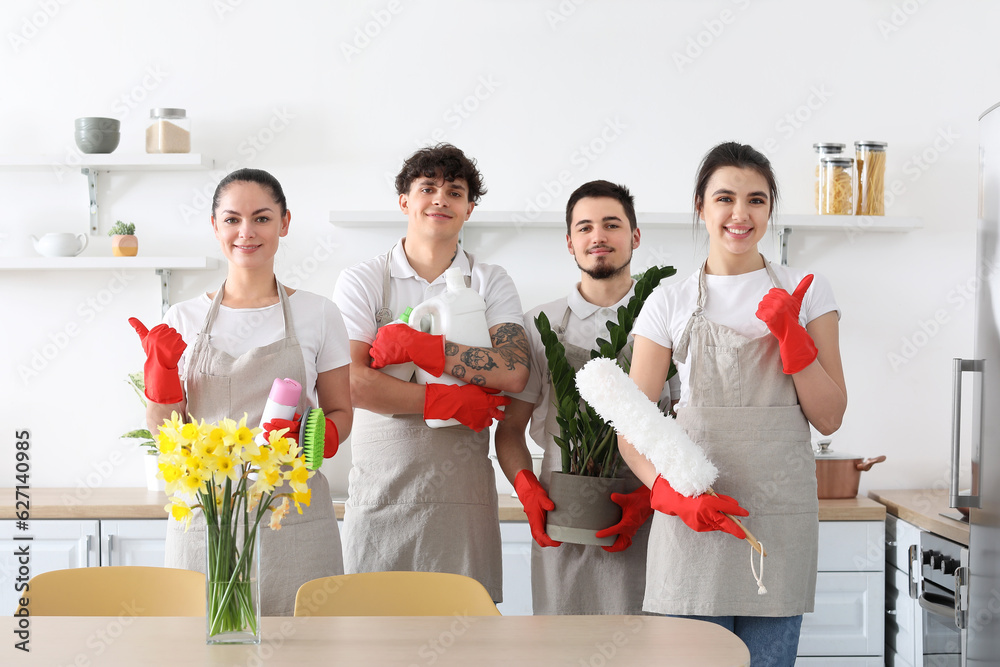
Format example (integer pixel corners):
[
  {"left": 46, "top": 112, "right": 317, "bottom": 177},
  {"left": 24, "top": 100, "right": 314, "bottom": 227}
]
[{"left": 9, "top": 615, "right": 749, "bottom": 666}]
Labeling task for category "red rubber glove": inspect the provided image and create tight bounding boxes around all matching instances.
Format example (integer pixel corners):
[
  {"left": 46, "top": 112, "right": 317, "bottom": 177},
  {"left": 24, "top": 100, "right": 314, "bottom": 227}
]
[
  {"left": 650, "top": 475, "right": 748, "bottom": 540},
  {"left": 370, "top": 323, "right": 446, "bottom": 377},
  {"left": 755, "top": 274, "right": 818, "bottom": 374},
  {"left": 513, "top": 470, "right": 561, "bottom": 548},
  {"left": 423, "top": 383, "right": 510, "bottom": 432},
  {"left": 264, "top": 414, "right": 340, "bottom": 458},
  {"left": 128, "top": 317, "right": 187, "bottom": 404},
  {"left": 595, "top": 485, "right": 654, "bottom": 553}
]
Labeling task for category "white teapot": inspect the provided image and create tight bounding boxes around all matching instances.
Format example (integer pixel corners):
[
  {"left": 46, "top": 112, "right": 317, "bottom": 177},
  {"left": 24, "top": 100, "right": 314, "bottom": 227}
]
[{"left": 31, "top": 232, "right": 89, "bottom": 257}]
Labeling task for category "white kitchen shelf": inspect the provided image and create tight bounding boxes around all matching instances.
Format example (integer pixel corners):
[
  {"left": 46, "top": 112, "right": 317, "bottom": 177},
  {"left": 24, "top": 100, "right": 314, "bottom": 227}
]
[
  {"left": 1, "top": 153, "right": 214, "bottom": 236},
  {"left": 0, "top": 153, "right": 213, "bottom": 170},
  {"left": 329, "top": 209, "right": 921, "bottom": 231},
  {"left": 0, "top": 256, "right": 220, "bottom": 315},
  {"left": 330, "top": 210, "right": 921, "bottom": 265},
  {"left": 0, "top": 256, "right": 219, "bottom": 270}
]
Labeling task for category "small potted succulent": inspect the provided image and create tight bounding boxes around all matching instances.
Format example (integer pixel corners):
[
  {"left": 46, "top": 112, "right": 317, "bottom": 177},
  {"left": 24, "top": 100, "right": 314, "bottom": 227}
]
[
  {"left": 536, "top": 264, "right": 677, "bottom": 545},
  {"left": 121, "top": 371, "right": 161, "bottom": 491},
  {"left": 109, "top": 220, "right": 138, "bottom": 257}
]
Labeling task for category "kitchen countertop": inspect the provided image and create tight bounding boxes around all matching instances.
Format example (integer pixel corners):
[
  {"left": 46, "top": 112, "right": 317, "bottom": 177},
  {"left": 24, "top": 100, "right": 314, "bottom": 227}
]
[
  {"left": 868, "top": 488, "right": 970, "bottom": 546},
  {"left": 4, "top": 488, "right": 885, "bottom": 522}
]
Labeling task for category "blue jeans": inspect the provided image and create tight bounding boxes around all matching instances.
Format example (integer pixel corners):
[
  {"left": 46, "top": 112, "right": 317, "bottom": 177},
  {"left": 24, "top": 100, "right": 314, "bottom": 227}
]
[{"left": 675, "top": 614, "right": 802, "bottom": 666}]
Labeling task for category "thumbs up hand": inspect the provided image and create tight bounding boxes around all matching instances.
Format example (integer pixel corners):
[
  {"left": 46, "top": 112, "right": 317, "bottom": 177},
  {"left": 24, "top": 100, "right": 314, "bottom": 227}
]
[
  {"left": 755, "top": 275, "right": 818, "bottom": 374},
  {"left": 128, "top": 317, "right": 187, "bottom": 404}
]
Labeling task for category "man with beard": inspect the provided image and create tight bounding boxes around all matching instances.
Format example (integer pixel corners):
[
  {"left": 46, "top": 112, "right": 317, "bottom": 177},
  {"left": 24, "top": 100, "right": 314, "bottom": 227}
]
[{"left": 495, "top": 180, "right": 678, "bottom": 614}]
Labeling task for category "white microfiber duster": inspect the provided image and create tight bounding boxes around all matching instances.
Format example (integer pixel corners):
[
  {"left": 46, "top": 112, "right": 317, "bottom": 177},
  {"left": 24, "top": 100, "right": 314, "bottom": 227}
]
[
  {"left": 575, "top": 357, "right": 767, "bottom": 565},
  {"left": 575, "top": 357, "right": 717, "bottom": 496}
]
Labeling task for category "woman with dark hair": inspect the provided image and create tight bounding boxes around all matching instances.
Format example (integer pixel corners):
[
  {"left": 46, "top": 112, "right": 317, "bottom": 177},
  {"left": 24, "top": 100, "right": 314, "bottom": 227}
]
[
  {"left": 618, "top": 142, "right": 847, "bottom": 664},
  {"left": 130, "top": 168, "right": 353, "bottom": 616}
]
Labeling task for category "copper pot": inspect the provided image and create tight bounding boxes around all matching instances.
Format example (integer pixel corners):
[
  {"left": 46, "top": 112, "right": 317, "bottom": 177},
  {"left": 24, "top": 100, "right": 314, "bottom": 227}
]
[{"left": 814, "top": 440, "right": 886, "bottom": 499}]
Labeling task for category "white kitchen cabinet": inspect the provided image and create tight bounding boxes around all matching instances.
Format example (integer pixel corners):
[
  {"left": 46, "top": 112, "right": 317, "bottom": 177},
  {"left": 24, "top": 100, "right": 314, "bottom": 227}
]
[
  {"left": 0, "top": 519, "right": 100, "bottom": 614},
  {"left": 798, "top": 520, "right": 885, "bottom": 661},
  {"left": 497, "top": 521, "right": 533, "bottom": 616},
  {"left": 99, "top": 519, "right": 167, "bottom": 567},
  {"left": 885, "top": 514, "right": 922, "bottom": 666}
]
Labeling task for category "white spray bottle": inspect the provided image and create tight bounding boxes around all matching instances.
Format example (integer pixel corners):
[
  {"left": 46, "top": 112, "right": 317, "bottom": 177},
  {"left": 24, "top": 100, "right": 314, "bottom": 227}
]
[
  {"left": 409, "top": 267, "right": 493, "bottom": 428},
  {"left": 256, "top": 378, "right": 302, "bottom": 445}
]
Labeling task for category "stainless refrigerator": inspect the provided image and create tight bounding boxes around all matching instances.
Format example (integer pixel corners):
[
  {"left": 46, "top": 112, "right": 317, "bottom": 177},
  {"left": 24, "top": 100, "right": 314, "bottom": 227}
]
[{"left": 953, "top": 102, "right": 1000, "bottom": 666}]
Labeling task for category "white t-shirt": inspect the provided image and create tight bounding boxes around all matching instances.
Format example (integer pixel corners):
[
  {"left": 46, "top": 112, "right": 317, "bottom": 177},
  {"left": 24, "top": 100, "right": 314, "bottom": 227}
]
[
  {"left": 333, "top": 239, "right": 524, "bottom": 345},
  {"left": 163, "top": 289, "right": 351, "bottom": 408},
  {"left": 632, "top": 263, "right": 840, "bottom": 408}
]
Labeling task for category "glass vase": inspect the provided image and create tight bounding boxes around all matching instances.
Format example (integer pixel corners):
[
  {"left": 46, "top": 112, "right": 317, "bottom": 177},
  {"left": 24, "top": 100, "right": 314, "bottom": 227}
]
[{"left": 205, "top": 520, "right": 261, "bottom": 645}]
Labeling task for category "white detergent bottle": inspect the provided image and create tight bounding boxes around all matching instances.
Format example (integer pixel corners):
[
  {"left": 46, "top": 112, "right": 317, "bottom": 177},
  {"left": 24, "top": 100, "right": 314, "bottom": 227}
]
[
  {"left": 378, "top": 307, "right": 417, "bottom": 383},
  {"left": 409, "top": 267, "right": 493, "bottom": 428}
]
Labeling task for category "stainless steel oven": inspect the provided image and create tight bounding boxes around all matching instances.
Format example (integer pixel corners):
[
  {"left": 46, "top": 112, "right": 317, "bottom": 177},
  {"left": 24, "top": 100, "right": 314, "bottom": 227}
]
[{"left": 908, "top": 531, "right": 970, "bottom": 665}]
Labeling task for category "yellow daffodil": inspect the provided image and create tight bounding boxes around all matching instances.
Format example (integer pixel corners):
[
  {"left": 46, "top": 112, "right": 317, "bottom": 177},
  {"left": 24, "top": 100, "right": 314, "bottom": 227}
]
[
  {"left": 288, "top": 460, "right": 311, "bottom": 493},
  {"left": 165, "top": 498, "right": 193, "bottom": 529},
  {"left": 291, "top": 488, "right": 312, "bottom": 514},
  {"left": 269, "top": 497, "right": 291, "bottom": 530},
  {"left": 215, "top": 453, "right": 240, "bottom": 483},
  {"left": 157, "top": 433, "right": 179, "bottom": 455}
]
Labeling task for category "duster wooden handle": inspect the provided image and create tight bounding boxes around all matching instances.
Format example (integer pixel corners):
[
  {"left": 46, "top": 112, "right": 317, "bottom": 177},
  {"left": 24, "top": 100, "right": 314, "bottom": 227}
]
[{"left": 707, "top": 488, "right": 767, "bottom": 557}]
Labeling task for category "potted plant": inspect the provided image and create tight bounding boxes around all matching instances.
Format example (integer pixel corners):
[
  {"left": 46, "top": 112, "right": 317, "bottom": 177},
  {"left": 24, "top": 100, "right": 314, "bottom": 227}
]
[
  {"left": 109, "top": 220, "right": 138, "bottom": 257},
  {"left": 535, "top": 264, "right": 677, "bottom": 545},
  {"left": 121, "top": 371, "right": 161, "bottom": 491}
]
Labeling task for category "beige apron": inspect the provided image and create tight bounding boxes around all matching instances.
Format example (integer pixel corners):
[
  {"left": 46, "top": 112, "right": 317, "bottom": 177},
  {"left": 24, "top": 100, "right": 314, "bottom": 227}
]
[
  {"left": 532, "top": 304, "right": 651, "bottom": 615},
  {"left": 164, "top": 280, "right": 344, "bottom": 617},
  {"left": 643, "top": 259, "right": 818, "bottom": 617},
  {"left": 341, "top": 248, "right": 503, "bottom": 601}
]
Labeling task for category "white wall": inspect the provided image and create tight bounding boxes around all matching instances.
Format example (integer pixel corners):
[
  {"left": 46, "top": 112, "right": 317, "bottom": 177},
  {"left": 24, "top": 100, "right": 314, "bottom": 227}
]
[{"left": 2, "top": 0, "right": 998, "bottom": 500}]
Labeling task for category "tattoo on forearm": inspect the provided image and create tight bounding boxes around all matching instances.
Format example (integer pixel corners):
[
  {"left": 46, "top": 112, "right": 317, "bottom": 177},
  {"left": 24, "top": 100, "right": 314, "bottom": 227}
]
[
  {"left": 460, "top": 348, "right": 499, "bottom": 371},
  {"left": 443, "top": 323, "right": 529, "bottom": 378},
  {"left": 493, "top": 323, "right": 529, "bottom": 370}
]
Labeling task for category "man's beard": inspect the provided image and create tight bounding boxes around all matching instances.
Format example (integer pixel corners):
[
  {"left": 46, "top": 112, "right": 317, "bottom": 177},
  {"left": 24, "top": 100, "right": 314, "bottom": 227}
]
[{"left": 577, "top": 247, "right": 632, "bottom": 280}]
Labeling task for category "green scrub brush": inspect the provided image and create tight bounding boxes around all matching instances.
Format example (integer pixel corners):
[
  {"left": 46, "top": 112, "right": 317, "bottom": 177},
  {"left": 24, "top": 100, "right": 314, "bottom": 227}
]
[{"left": 301, "top": 408, "right": 326, "bottom": 470}]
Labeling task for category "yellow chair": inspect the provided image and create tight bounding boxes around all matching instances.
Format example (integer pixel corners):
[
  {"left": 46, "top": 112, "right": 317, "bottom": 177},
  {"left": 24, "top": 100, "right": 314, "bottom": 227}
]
[
  {"left": 27, "top": 566, "right": 205, "bottom": 616},
  {"left": 294, "top": 571, "right": 501, "bottom": 617}
]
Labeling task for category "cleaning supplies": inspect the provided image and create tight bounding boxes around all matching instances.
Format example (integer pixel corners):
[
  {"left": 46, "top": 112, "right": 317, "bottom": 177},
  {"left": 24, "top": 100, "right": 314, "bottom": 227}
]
[
  {"left": 379, "top": 307, "right": 417, "bottom": 382},
  {"left": 409, "top": 267, "right": 492, "bottom": 428},
  {"left": 256, "top": 378, "right": 301, "bottom": 446},
  {"left": 301, "top": 408, "right": 326, "bottom": 470}
]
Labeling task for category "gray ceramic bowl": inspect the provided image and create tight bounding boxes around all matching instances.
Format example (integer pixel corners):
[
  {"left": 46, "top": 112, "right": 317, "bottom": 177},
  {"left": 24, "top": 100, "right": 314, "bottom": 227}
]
[
  {"left": 75, "top": 128, "right": 120, "bottom": 154},
  {"left": 74, "top": 117, "right": 120, "bottom": 132}
]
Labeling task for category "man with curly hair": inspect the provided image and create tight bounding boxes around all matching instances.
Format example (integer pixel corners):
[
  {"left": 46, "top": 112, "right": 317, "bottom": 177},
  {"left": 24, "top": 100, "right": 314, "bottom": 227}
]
[{"left": 333, "top": 143, "right": 529, "bottom": 602}]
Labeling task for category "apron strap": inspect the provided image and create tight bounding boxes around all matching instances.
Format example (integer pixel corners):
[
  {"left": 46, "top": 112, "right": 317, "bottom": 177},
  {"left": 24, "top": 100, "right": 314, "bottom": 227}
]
[
  {"left": 555, "top": 305, "right": 572, "bottom": 338},
  {"left": 375, "top": 244, "right": 396, "bottom": 328},
  {"left": 200, "top": 278, "right": 295, "bottom": 337},
  {"left": 761, "top": 255, "right": 785, "bottom": 291}
]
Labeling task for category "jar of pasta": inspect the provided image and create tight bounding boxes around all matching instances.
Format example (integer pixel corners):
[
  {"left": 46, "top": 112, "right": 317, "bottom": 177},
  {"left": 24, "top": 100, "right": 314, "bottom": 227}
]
[
  {"left": 146, "top": 108, "right": 191, "bottom": 154},
  {"left": 813, "top": 143, "right": 845, "bottom": 213},
  {"left": 818, "top": 155, "right": 854, "bottom": 215},
  {"left": 854, "top": 141, "right": 887, "bottom": 216}
]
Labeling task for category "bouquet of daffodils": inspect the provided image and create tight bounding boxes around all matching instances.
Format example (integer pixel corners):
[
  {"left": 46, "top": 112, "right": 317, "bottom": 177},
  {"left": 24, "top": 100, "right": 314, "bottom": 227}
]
[{"left": 155, "top": 411, "right": 313, "bottom": 640}]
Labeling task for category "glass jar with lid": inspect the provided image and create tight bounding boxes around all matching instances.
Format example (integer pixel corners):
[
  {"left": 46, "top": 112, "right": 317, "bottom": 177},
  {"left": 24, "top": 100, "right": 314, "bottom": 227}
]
[
  {"left": 854, "top": 141, "right": 887, "bottom": 216},
  {"left": 818, "top": 155, "right": 854, "bottom": 215},
  {"left": 146, "top": 108, "right": 191, "bottom": 154},
  {"left": 813, "top": 143, "right": 845, "bottom": 213}
]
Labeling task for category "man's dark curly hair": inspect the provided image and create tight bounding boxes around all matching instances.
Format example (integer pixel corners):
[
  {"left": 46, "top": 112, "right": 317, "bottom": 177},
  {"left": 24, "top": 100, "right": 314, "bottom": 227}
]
[{"left": 394, "top": 143, "right": 487, "bottom": 204}]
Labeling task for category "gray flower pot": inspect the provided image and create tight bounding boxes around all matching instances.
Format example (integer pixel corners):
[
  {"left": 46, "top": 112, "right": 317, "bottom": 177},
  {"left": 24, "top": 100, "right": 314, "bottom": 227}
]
[{"left": 545, "top": 472, "right": 628, "bottom": 547}]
